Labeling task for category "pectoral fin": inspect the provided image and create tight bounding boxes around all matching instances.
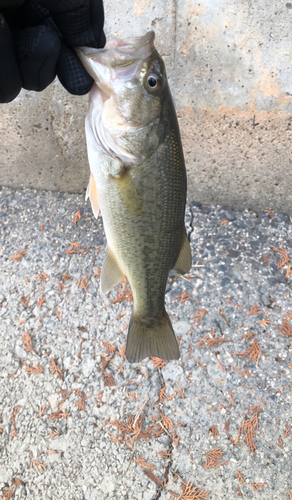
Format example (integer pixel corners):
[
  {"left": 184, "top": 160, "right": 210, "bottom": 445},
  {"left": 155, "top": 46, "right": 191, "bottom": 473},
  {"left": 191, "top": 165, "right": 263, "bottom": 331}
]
[
  {"left": 101, "top": 247, "right": 124, "bottom": 294},
  {"left": 173, "top": 232, "right": 192, "bottom": 275},
  {"left": 86, "top": 173, "right": 100, "bottom": 218},
  {"left": 114, "top": 172, "right": 142, "bottom": 216}
]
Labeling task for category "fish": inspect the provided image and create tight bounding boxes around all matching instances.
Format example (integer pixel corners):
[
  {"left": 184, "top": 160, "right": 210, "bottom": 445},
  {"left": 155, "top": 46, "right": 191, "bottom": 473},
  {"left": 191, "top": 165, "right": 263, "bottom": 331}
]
[{"left": 76, "top": 31, "right": 192, "bottom": 363}]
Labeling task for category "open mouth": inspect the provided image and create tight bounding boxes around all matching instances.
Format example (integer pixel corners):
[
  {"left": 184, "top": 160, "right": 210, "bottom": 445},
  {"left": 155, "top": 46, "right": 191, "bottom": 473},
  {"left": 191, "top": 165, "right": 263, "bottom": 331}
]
[{"left": 76, "top": 31, "right": 155, "bottom": 73}]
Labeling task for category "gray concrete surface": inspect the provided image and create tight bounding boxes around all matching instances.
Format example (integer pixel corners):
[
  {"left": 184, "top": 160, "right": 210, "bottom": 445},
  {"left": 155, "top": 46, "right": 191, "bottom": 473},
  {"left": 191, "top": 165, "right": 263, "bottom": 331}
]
[
  {"left": 1, "top": 1, "right": 292, "bottom": 212},
  {"left": 1, "top": 186, "right": 292, "bottom": 499}
]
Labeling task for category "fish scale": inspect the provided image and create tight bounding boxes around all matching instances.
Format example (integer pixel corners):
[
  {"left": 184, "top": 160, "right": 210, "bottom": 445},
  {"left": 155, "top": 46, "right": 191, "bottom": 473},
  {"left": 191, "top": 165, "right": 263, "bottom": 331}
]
[{"left": 77, "top": 31, "right": 192, "bottom": 362}]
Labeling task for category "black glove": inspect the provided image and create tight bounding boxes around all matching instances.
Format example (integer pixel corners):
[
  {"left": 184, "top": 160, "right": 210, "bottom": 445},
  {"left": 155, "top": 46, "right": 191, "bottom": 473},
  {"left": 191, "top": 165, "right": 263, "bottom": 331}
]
[{"left": 0, "top": 0, "right": 105, "bottom": 103}]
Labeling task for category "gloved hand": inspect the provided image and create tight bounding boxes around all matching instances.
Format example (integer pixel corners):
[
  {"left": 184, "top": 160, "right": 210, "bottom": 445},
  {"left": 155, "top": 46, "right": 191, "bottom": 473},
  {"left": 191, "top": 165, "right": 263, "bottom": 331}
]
[{"left": 0, "top": 0, "right": 105, "bottom": 103}]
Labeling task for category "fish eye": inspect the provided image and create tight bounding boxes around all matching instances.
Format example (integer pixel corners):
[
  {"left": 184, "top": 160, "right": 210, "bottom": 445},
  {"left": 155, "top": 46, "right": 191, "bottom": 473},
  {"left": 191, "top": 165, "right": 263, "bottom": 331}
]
[{"left": 146, "top": 74, "right": 161, "bottom": 91}]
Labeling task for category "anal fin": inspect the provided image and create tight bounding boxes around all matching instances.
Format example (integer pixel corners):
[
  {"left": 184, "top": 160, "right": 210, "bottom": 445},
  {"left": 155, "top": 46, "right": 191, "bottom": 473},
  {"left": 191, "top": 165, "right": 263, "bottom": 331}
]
[
  {"left": 100, "top": 247, "right": 124, "bottom": 294},
  {"left": 86, "top": 173, "right": 100, "bottom": 218},
  {"left": 173, "top": 231, "right": 192, "bottom": 275}
]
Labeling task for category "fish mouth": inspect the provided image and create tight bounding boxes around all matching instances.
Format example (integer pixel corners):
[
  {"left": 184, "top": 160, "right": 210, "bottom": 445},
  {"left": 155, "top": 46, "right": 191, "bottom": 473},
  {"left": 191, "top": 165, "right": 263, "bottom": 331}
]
[
  {"left": 76, "top": 31, "right": 155, "bottom": 69},
  {"left": 75, "top": 31, "right": 156, "bottom": 94}
]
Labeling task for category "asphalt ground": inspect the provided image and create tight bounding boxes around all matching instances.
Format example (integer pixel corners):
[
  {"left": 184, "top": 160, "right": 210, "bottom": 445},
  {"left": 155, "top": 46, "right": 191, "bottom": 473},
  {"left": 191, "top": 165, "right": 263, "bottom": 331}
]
[{"left": 0, "top": 186, "right": 292, "bottom": 499}]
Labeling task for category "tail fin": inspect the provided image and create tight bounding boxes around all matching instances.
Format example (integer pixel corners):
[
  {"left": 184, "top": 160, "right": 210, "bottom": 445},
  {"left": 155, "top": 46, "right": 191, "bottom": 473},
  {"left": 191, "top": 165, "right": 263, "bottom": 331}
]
[{"left": 126, "top": 309, "right": 180, "bottom": 363}]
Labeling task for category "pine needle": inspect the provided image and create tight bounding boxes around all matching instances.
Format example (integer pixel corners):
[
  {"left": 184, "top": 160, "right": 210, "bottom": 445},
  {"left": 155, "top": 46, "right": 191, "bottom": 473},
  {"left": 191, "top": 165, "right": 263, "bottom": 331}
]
[
  {"left": 179, "top": 479, "right": 210, "bottom": 499},
  {"left": 50, "top": 358, "right": 63, "bottom": 380},
  {"left": 76, "top": 390, "right": 86, "bottom": 411},
  {"left": 22, "top": 331, "right": 37, "bottom": 354},
  {"left": 37, "top": 294, "right": 45, "bottom": 310},
  {"left": 276, "top": 320, "right": 292, "bottom": 338},
  {"left": 2, "top": 487, "right": 15, "bottom": 499},
  {"left": 11, "top": 478, "right": 22, "bottom": 486},
  {"left": 251, "top": 483, "right": 266, "bottom": 491},
  {"left": 47, "top": 410, "right": 69, "bottom": 419},
  {"left": 73, "top": 210, "right": 81, "bottom": 224},
  {"left": 236, "top": 471, "right": 246, "bottom": 486},
  {"left": 150, "top": 357, "right": 166, "bottom": 369},
  {"left": 10, "top": 249, "right": 27, "bottom": 261},
  {"left": 25, "top": 364, "right": 43, "bottom": 375},
  {"left": 246, "top": 305, "right": 262, "bottom": 316},
  {"left": 47, "top": 429, "right": 59, "bottom": 438},
  {"left": 102, "top": 341, "right": 116, "bottom": 354},
  {"left": 33, "top": 271, "right": 49, "bottom": 282},
  {"left": 9, "top": 406, "right": 20, "bottom": 438},
  {"left": 134, "top": 456, "right": 156, "bottom": 471},
  {"left": 272, "top": 247, "right": 290, "bottom": 268},
  {"left": 209, "top": 425, "right": 219, "bottom": 439},
  {"left": 190, "top": 309, "right": 208, "bottom": 327},
  {"left": 30, "top": 459, "right": 46, "bottom": 474},
  {"left": 203, "top": 448, "right": 228, "bottom": 469},
  {"left": 103, "top": 372, "right": 115, "bottom": 387},
  {"left": 195, "top": 336, "right": 232, "bottom": 349}
]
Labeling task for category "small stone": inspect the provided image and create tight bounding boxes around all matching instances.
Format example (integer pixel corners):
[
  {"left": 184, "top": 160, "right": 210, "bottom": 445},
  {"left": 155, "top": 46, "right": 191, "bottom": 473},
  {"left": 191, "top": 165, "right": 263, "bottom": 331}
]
[
  {"left": 82, "top": 356, "right": 96, "bottom": 377},
  {"left": 173, "top": 321, "right": 192, "bottom": 336},
  {"left": 220, "top": 277, "right": 230, "bottom": 287},
  {"left": 162, "top": 362, "right": 183, "bottom": 381},
  {"left": 267, "top": 278, "right": 277, "bottom": 286},
  {"left": 14, "top": 346, "right": 27, "bottom": 358},
  {"left": 228, "top": 249, "right": 240, "bottom": 258}
]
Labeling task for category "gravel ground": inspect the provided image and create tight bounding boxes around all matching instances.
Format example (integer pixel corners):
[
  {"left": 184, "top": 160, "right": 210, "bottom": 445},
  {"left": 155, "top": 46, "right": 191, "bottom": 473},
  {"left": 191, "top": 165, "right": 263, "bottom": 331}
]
[{"left": 0, "top": 186, "right": 292, "bottom": 500}]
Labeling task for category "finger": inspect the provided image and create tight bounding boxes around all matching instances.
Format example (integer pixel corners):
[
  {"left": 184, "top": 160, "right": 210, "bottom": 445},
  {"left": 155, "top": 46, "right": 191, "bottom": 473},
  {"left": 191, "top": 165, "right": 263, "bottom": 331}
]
[
  {"left": 17, "top": 23, "right": 61, "bottom": 91},
  {"left": 39, "top": 0, "right": 105, "bottom": 48},
  {"left": 57, "top": 44, "right": 94, "bottom": 95},
  {"left": 0, "top": 13, "right": 22, "bottom": 103}
]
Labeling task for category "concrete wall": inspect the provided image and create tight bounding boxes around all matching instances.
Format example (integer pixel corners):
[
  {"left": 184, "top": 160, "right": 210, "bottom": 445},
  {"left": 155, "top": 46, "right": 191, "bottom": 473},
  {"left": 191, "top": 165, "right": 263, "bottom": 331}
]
[{"left": 1, "top": 0, "right": 292, "bottom": 213}]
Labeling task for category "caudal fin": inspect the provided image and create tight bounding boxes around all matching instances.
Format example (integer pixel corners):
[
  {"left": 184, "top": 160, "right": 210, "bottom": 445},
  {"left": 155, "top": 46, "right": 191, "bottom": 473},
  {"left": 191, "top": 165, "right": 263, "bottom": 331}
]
[{"left": 125, "top": 309, "right": 180, "bottom": 363}]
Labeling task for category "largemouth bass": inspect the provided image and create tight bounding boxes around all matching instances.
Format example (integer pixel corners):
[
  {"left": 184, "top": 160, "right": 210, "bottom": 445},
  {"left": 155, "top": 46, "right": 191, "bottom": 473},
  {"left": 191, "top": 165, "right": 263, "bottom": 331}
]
[{"left": 76, "top": 31, "right": 191, "bottom": 362}]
